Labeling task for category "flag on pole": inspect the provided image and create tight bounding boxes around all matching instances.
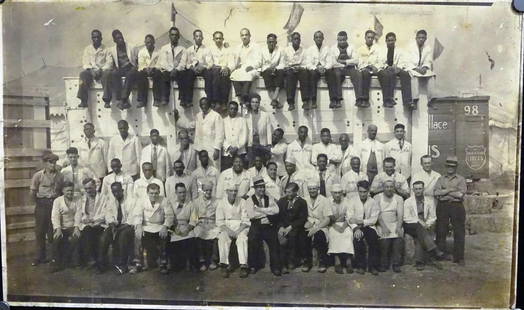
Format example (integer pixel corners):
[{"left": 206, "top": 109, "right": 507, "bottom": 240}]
[
  {"left": 433, "top": 37, "right": 444, "bottom": 60},
  {"left": 171, "top": 2, "right": 178, "bottom": 26},
  {"left": 283, "top": 3, "right": 304, "bottom": 33},
  {"left": 374, "top": 16, "right": 383, "bottom": 41}
]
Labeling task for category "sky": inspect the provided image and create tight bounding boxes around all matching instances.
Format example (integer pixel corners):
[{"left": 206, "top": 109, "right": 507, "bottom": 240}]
[{"left": 2, "top": 0, "right": 522, "bottom": 124}]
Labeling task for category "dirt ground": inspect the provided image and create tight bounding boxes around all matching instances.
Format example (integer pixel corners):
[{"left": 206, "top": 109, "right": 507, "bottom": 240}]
[{"left": 4, "top": 232, "right": 514, "bottom": 308}]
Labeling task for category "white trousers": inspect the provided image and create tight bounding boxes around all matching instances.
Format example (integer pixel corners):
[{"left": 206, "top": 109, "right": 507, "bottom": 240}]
[{"left": 218, "top": 229, "right": 248, "bottom": 265}]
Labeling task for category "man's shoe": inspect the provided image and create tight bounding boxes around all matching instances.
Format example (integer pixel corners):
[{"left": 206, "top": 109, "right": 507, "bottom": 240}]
[
  {"left": 159, "top": 266, "right": 169, "bottom": 274},
  {"left": 335, "top": 100, "right": 343, "bottom": 108},
  {"left": 302, "top": 102, "right": 310, "bottom": 110},
  {"left": 345, "top": 265, "right": 354, "bottom": 274},
  {"left": 370, "top": 268, "right": 379, "bottom": 276},
  {"left": 249, "top": 267, "right": 257, "bottom": 274},
  {"left": 301, "top": 264, "right": 312, "bottom": 272},
  {"left": 433, "top": 249, "right": 446, "bottom": 260},
  {"left": 239, "top": 267, "right": 249, "bottom": 278},
  {"left": 78, "top": 101, "right": 88, "bottom": 108},
  {"left": 272, "top": 269, "right": 282, "bottom": 277},
  {"left": 329, "top": 100, "right": 336, "bottom": 109},
  {"left": 199, "top": 265, "right": 208, "bottom": 272},
  {"left": 415, "top": 262, "right": 425, "bottom": 271},
  {"left": 103, "top": 101, "right": 112, "bottom": 108},
  {"left": 317, "top": 265, "right": 327, "bottom": 273},
  {"left": 209, "top": 262, "right": 218, "bottom": 271},
  {"left": 334, "top": 265, "right": 343, "bottom": 274},
  {"left": 288, "top": 104, "right": 296, "bottom": 111},
  {"left": 121, "top": 99, "right": 131, "bottom": 109},
  {"left": 355, "top": 268, "right": 365, "bottom": 275},
  {"left": 392, "top": 265, "right": 402, "bottom": 273},
  {"left": 282, "top": 266, "right": 289, "bottom": 274},
  {"left": 288, "top": 263, "right": 297, "bottom": 270}
]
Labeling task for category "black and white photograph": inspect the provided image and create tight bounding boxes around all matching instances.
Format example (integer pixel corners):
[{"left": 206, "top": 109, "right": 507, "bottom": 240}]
[{"left": 0, "top": 0, "right": 521, "bottom": 308}]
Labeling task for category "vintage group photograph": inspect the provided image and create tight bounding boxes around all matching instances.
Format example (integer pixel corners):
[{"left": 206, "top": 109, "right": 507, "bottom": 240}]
[{"left": 1, "top": 0, "right": 521, "bottom": 308}]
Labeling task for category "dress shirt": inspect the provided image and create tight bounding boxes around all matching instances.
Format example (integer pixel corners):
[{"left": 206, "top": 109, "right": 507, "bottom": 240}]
[
  {"left": 216, "top": 197, "right": 251, "bottom": 229},
  {"left": 270, "top": 141, "right": 288, "bottom": 177},
  {"left": 133, "top": 196, "right": 175, "bottom": 233},
  {"left": 100, "top": 171, "right": 134, "bottom": 200},
  {"left": 209, "top": 44, "right": 233, "bottom": 69},
  {"left": 107, "top": 133, "right": 142, "bottom": 177},
  {"left": 304, "top": 44, "right": 330, "bottom": 70},
  {"left": 281, "top": 45, "right": 306, "bottom": 67},
  {"left": 137, "top": 47, "right": 160, "bottom": 71},
  {"left": 165, "top": 173, "right": 195, "bottom": 203},
  {"left": 156, "top": 43, "right": 186, "bottom": 71},
  {"left": 95, "top": 194, "right": 135, "bottom": 226},
  {"left": 356, "top": 44, "right": 379, "bottom": 70},
  {"left": 73, "top": 136, "right": 107, "bottom": 179},
  {"left": 245, "top": 194, "right": 279, "bottom": 224},
  {"left": 194, "top": 110, "right": 224, "bottom": 152},
  {"left": 311, "top": 142, "right": 342, "bottom": 166},
  {"left": 215, "top": 168, "right": 251, "bottom": 200},
  {"left": 256, "top": 46, "right": 284, "bottom": 71},
  {"left": 245, "top": 110, "right": 276, "bottom": 147},
  {"left": 326, "top": 43, "right": 358, "bottom": 69},
  {"left": 375, "top": 45, "right": 407, "bottom": 70},
  {"left": 346, "top": 197, "right": 379, "bottom": 231},
  {"left": 433, "top": 174, "right": 467, "bottom": 202},
  {"left": 61, "top": 164, "right": 98, "bottom": 197},
  {"left": 141, "top": 143, "right": 171, "bottom": 182},
  {"left": 223, "top": 116, "right": 249, "bottom": 156},
  {"left": 82, "top": 43, "right": 112, "bottom": 71},
  {"left": 384, "top": 138, "right": 413, "bottom": 178},
  {"left": 230, "top": 43, "right": 261, "bottom": 81},
  {"left": 75, "top": 194, "right": 105, "bottom": 231},
  {"left": 31, "top": 169, "right": 64, "bottom": 199},
  {"left": 51, "top": 196, "right": 80, "bottom": 230},
  {"left": 403, "top": 196, "right": 436, "bottom": 226},
  {"left": 183, "top": 44, "right": 213, "bottom": 69},
  {"left": 405, "top": 42, "right": 435, "bottom": 76},
  {"left": 286, "top": 139, "right": 314, "bottom": 171},
  {"left": 360, "top": 138, "right": 385, "bottom": 173}
]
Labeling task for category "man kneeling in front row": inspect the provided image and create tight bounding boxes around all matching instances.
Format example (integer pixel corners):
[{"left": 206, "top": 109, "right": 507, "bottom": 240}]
[
  {"left": 403, "top": 181, "right": 445, "bottom": 270},
  {"left": 132, "top": 183, "right": 175, "bottom": 274}
]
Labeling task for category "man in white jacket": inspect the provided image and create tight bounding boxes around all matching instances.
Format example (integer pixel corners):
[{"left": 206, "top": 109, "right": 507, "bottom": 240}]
[
  {"left": 107, "top": 120, "right": 142, "bottom": 180},
  {"left": 194, "top": 97, "right": 224, "bottom": 169},
  {"left": 140, "top": 129, "right": 171, "bottom": 182},
  {"left": 222, "top": 101, "right": 248, "bottom": 170}
]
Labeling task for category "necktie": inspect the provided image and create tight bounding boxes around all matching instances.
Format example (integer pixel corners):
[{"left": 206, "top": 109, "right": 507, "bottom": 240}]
[
  {"left": 117, "top": 200, "right": 123, "bottom": 225},
  {"left": 152, "top": 145, "right": 158, "bottom": 172},
  {"left": 387, "top": 47, "right": 394, "bottom": 66},
  {"left": 87, "top": 138, "right": 92, "bottom": 150},
  {"left": 319, "top": 171, "right": 326, "bottom": 197},
  {"left": 418, "top": 47, "right": 422, "bottom": 67},
  {"left": 399, "top": 139, "right": 404, "bottom": 150},
  {"left": 177, "top": 203, "right": 183, "bottom": 209}
]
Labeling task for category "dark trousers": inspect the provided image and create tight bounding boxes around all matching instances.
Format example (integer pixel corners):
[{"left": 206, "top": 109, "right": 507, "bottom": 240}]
[
  {"left": 325, "top": 66, "right": 361, "bottom": 101},
  {"left": 34, "top": 198, "right": 55, "bottom": 261},
  {"left": 404, "top": 222, "right": 437, "bottom": 264},
  {"left": 280, "top": 227, "right": 308, "bottom": 267},
  {"left": 78, "top": 225, "right": 104, "bottom": 265},
  {"left": 376, "top": 67, "right": 412, "bottom": 104},
  {"left": 379, "top": 237, "right": 403, "bottom": 268},
  {"left": 232, "top": 81, "right": 252, "bottom": 102},
  {"left": 174, "top": 69, "right": 198, "bottom": 104},
  {"left": 205, "top": 67, "right": 231, "bottom": 104},
  {"left": 140, "top": 232, "right": 168, "bottom": 268},
  {"left": 98, "top": 224, "right": 134, "bottom": 268},
  {"left": 51, "top": 227, "right": 79, "bottom": 267},
  {"left": 360, "top": 68, "right": 373, "bottom": 100},
  {"left": 436, "top": 201, "right": 466, "bottom": 261},
  {"left": 77, "top": 69, "right": 112, "bottom": 104},
  {"left": 158, "top": 70, "right": 173, "bottom": 103},
  {"left": 284, "top": 68, "right": 310, "bottom": 104},
  {"left": 248, "top": 222, "right": 281, "bottom": 271},
  {"left": 110, "top": 65, "right": 139, "bottom": 101},
  {"left": 196, "top": 238, "right": 218, "bottom": 265},
  {"left": 136, "top": 68, "right": 162, "bottom": 104},
  {"left": 353, "top": 226, "right": 380, "bottom": 270},
  {"left": 304, "top": 230, "right": 329, "bottom": 266},
  {"left": 305, "top": 70, "right": 321, "bottom": 102},
  {"left": 261, "top": 69, "right": 284, "bottom": 90},
  {"left": 167, "top": 238, "right": 198, "bottom": 271}
]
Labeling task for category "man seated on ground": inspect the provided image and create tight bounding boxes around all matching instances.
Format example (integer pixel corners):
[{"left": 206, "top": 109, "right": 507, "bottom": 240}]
[
  {"left": 166, "top": 183, "right": 199, "bottom": 272},
  {"left": 347, "top": 180, "right": 380, "bottom": 275},
  {"left": 375, "top": 180, "right": 404, "bottom": 273},
  {"left": 303, "top": 180, "right": 333, "bottom": 273},
  {"left": 246, "top": 176, "right": 281, "bottom": 276},
  {"left": 327, "top": 184, "right": 354, "bottom": 274},
  {"left": 192, "top": 181, "right": 220, "bottom": 271},
  {"left": 134, "top": 162, "right": 165, "bottom": 200},
  {"left": 50, "top": 182, "right": 80, "bottom": 273},
  {"left": 403, "top": 181, "right": 444, "bottom": 270},
  {"left": 216, "top": 182, "right": 251, "bottom": 278},
  {"left": 75, "top": 178, "right": 106, "bottom": 268},
  {"left": 370, "top": 157, "right": 410, "bottom": 200},
  {"left": 276, "top": 182, "right": 308, "bottom": 274},
  {"left": 77, "top": 29, "right": 112, "bottom": 108},
  {"left": 96, "top": 182, "right": 136, "bottom": 275},
  {"left": 216, "top": 155, "right": 251, "bottom": 200},
  {"left": 341, "top": 156, "right": 368, "bottom": 198},
  {"left": 132, "top": 183, "right": 174, "bottom": 274}
]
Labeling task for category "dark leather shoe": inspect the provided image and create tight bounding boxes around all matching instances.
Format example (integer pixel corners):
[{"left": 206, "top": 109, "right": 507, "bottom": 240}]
[
  {"left": 415, "top": 262, "right": 425, "bottom": 271},
  {"left": 334, "top": 265, "right": 343, "bottom": 274},
  {"left": 392, "top": 265, "right": 401, "bottom": 273},
  {"left": 345, "top": 265, "right": 354, "bottom": 274},
  {"left": 282, "top": 267, "right": 289, "bottom": 274},
  {"left": 301, "top": 264, "right": 312, "bottom": 272},
  {"left": 221, "top": 266, "right": 230, "bottom": 278},
  {"left": 272, "top": 269, "right": 282, "bottom": 277},
  {"left": 249, "top": 267, "right": 257, "bottom": 274},
  {"left": 370, "top": 268, "right": 379, "bottom": 276},
  {"left": 239, "top": 267, "right": 249, "bottom": 278}
]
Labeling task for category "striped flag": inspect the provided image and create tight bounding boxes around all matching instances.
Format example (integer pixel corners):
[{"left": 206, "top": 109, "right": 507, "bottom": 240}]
[
  {"left": 433, "top": 37, "right": 444, "bottom": 60},
  {"left": 283, "top": 3, "right": 304, "bottom": 33},
  {"left": 374, "top": 16, "right": 384, "bottom": 41},
  {"left": 171, "top": 2, "right": 178, "bottom": 26}
]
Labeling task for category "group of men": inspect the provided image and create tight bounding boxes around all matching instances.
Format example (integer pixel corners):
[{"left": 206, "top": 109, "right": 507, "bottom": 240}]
[
  {"left": 78, "top": 26, "right": 434, "bottom": 112},
  {"left": 31, "top": 111, "right": 468, "bottom": 277}
]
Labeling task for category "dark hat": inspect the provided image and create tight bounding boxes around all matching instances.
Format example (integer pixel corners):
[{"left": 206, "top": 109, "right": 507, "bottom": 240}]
[
  {"left": 445, "top": 155, "right": 458, "bottom": 167},
  {"left": 252, "top": 176, "right": 266, "bottom": 188},
  {"left": 42, "top": 151, "right": 59, "bottom": 162}
]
